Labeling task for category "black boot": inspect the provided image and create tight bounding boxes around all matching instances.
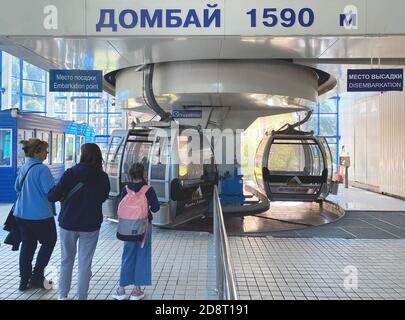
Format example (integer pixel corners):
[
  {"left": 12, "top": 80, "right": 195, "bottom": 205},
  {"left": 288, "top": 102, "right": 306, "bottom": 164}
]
[
  {"left": 19, "top": 279, "right": 30, "bottom": 292},
  {"left": 29, "top": 276, "right": 53, "bottom": 290}
]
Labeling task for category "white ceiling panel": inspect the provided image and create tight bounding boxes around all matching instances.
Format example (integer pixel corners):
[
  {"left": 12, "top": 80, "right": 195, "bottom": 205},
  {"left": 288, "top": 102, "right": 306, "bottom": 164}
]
[
  {"left": 2, "top": 34, "right": 405, "bottom": 100},
  {"left": 4, "top": 35, "right": 405, "bottom": 74},
  {"left": 108, "top": 37, "right": 223, "bottom": 65},
  {"left": 220, "top": 37, "right": 338, "bottom": 59},
  {"left": 5, "top": 37, "right": 126, "bottom": 73},
  {"left": 320, "top": 36, "right": 405, "bottom": 59}
]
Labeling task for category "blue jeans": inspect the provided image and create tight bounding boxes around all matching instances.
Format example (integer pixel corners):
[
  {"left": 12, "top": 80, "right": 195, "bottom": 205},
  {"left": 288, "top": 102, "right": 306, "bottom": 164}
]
[
  {"left": 58, "top": 227, "right": 99, "bottom": 300},
  {"left": 119, "top": 224, "right": 152, "bottom": 287}
]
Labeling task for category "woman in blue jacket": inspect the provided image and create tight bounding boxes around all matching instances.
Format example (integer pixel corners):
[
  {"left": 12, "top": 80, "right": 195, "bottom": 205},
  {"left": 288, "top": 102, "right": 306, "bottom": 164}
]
[
  {"left": 14, "top": 139, "right": 56, "bottom": 291},
  {"left": 48, "top": 143, "right": 110, "bottom": 300}
]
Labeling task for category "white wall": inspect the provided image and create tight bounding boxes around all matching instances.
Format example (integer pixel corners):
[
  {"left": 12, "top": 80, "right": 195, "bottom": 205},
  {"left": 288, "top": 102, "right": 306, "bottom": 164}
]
[
  {"left": 379, "top": 92, "right": 405, "bottom": 197},
  {"left": 340, "top": 91, "right": 405, "bottom": 198}
]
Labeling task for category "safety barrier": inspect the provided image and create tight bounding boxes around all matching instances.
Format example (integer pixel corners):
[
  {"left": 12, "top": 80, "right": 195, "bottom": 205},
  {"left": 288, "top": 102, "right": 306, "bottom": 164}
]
[{"left": 213, "top": 185, "right": 238, "bottom": 300}]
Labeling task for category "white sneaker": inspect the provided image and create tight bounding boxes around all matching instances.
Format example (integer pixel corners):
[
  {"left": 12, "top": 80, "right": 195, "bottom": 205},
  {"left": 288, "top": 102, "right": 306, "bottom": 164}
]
[
  {"left": 129, "top": 287, "right": 145, "bottom": 300},
  {"left": 43, "top": 279, "right": 53, "bottom": 290},
  {"left": 112, "top": 288, "right": 129, "bottom": 300}
]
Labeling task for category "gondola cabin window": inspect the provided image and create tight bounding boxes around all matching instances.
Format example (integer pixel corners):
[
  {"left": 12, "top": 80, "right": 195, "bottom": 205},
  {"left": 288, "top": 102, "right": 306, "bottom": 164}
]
[{"left": 177, "top": 135, "right": 205, "bottom": 180}]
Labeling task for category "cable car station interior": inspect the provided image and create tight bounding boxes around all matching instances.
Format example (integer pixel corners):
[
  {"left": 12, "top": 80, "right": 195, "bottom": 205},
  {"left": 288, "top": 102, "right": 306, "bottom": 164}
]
[{"left": 1, "top": 0, "right": 405, "bottom": 301}]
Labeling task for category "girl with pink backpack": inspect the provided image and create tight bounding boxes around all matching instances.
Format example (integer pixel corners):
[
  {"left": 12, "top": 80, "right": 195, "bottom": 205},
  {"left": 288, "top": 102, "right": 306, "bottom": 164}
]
[{"left": 112, "top": 163, "right": 159, "bottom": 300}]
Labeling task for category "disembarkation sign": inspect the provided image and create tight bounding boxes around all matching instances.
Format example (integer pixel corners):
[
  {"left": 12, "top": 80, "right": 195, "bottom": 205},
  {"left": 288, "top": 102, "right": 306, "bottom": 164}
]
[{"left": 347, "top": 69, "right": 403, "bottom": 92}]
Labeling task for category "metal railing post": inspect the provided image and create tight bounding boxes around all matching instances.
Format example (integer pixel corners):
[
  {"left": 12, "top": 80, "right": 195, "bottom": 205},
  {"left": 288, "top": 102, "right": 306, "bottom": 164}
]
[{"left": 212, "top": 185, "right": 238, "bottom": 300}]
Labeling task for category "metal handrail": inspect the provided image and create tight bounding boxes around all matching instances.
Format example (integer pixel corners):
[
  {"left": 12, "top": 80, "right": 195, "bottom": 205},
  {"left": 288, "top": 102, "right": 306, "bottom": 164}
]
[{"left": 213, "top": 185, "right": 238, "bottom": 300}]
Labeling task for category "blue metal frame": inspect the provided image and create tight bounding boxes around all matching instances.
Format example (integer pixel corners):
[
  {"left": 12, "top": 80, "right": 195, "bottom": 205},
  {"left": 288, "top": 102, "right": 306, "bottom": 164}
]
[
  {"left": 300, "top": 97, "right": 340, "bottom": 172},
  {"left": 8, "top": 58, "right": 47, "bottom": 114},
  {"left": 71, "top": 93, "right": 121, "bottom": 142},
  {"left": 22, "top": 60, "right": 47, "bottom": 114},
  {"left": 316, "top": 97, "right": 340, "bottom": 171},
  {"left": 335, "top": 96, "right": 340, "bottom": 167},
  {"left": 19, "top": 59, "right": 23, "bottom": 111},
  {"left": 0, "top": 50, "right": 2, "bottom": 110},
  {"left": 0, "top": 109, "right": 94, "bottom": 203},
  {"left": 2, "top": 49, "right": 118, "bottom": 147}
]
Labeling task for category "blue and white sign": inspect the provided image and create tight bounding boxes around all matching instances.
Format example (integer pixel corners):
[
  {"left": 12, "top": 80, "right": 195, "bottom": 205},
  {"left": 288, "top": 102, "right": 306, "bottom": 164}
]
[
  {"left": 4, "top": 1, "right": 405, "bottom": 37},
  {"left": 347, "top": 69, "right": 403, "bottom": 92},
  {"left": 339, "top": 5, "right": 358, "bottom": 30},
  {"left": 49, "top": 69, "right": 103, "bottom": 92},
  {"left": 94, "top": 135, "right": 110, "bottom": 144},
  {"left": 172, "top": 110, "right": 202, "bottom": 119}
]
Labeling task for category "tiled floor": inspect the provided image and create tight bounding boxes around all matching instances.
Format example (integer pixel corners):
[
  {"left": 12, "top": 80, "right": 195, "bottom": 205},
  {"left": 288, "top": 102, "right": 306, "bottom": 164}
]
[
  {"left": 274, "top": 187, "right": 405, "bottom": 239},
  {"left": 230, "top": 236, "right": 405, "bottom": 300},
  {"left": 0, "top": 213, "right": 217, "bottom": 300},
  {"left": 1, "top": 186, "right": 405, "bottom": 300},
  {"left": 327, "top": 187, "right": 405, "bottom": 211}
]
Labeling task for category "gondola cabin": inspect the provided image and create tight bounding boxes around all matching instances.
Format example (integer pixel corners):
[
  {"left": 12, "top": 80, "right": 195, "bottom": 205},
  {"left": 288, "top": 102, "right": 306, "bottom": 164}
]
[
  {"left": 0, "top": 109, "right": 94, "bottom": 202},
  {"left": 103, "top": 122, "right": 218, "bottom": 227},
  {"left": 255, "top": 125, "right": 334, "bottom": 202}
]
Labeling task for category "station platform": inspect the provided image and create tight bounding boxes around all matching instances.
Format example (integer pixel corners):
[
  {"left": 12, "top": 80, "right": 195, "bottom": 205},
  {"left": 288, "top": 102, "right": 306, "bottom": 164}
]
[
  {"left": 272, "top": 187, "right": 405, "bottom": 239},
  {"left": 1, "top": 186, "right": 405, "bottom": 300},
  {"left": 176, "top": 186, "right": 405, "bottom": 238}
]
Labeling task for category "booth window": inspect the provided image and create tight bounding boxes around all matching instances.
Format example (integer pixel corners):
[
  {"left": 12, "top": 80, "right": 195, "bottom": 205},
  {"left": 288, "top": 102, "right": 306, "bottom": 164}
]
[
  {"left": 36, "top": 130, "right": 51, "bottom": 164},
  {"left": 16, "top": 129, "right": 34, "bottom": 167},
  {"left": 52, "top": 132, "right": 64, "bottom": 164},
  {"left": 65, "top": 134, "right": 75, "bottom": 162},
  {"left": 76, "top": 136, "right": 84, "bottom": 162},
  {"left": 0, "top": 129, "right": 12, "bottom": 167}
]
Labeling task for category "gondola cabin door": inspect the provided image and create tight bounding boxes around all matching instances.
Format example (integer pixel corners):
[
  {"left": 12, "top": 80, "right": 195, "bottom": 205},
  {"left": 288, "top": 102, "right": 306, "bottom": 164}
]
[{"left": 148, "top": 134, "right": 170, "bottom": 203}]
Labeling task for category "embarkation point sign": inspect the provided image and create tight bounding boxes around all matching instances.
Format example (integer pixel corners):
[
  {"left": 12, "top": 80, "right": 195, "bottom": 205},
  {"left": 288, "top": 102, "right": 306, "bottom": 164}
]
[{"left": 49, "top": 69, "right": 103, "bottom": 93}]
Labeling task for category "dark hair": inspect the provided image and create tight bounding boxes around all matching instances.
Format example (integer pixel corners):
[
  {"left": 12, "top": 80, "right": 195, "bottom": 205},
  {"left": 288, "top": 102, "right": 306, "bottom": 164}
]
[
  {"left": 80, "top": 143, "right": 103, "bottom": 171},
  {"left": 20, "top": 139, "right": 49, "bottom": 157},
  {"left": 129, "top": 163, "right": 146, "bottom": 181}
]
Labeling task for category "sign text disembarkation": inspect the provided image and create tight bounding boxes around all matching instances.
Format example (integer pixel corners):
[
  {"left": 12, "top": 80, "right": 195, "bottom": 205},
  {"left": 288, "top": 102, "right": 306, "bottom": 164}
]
[{"left": 347, "top": 69, "right": 404, "bottom": 92}]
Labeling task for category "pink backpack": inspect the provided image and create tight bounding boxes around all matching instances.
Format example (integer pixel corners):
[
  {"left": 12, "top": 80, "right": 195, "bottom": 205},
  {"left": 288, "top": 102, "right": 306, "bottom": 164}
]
[{"left": 116, "top": 185, "right": 150, "bottom": 247}]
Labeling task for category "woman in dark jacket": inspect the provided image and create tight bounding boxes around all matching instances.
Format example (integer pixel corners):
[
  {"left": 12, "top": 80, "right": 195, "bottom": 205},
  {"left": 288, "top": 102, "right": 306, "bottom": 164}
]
[{"left": 48, "top": 143, "right": 110, "bottom": 300}]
